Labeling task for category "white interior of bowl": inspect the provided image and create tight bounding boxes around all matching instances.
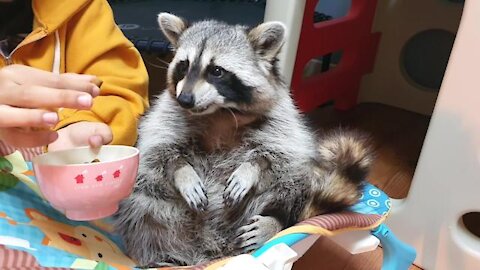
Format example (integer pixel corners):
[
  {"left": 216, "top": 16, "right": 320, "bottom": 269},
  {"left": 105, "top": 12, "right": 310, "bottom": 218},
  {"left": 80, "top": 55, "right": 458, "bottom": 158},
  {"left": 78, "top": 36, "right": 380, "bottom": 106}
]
[{"left": 32, "top": 145, "right": 139, "bottom": 166}]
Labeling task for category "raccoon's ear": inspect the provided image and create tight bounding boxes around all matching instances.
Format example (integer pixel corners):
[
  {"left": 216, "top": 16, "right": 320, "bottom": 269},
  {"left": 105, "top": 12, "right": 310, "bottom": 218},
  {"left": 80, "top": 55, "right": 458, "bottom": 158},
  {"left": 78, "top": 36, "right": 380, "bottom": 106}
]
[
  {"left": 248, "top": 21, "right": 286, "bottom": 61},
  {"left": 158, "top": 13, "right": 188, "bottom": 47}
]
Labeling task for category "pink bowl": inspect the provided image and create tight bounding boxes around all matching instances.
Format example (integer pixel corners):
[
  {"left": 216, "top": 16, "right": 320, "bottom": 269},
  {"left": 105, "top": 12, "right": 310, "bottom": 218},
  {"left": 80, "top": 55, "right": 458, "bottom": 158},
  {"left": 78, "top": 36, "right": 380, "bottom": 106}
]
[{"left": 32, "top": 145, "right": 139, "bottom": 221}]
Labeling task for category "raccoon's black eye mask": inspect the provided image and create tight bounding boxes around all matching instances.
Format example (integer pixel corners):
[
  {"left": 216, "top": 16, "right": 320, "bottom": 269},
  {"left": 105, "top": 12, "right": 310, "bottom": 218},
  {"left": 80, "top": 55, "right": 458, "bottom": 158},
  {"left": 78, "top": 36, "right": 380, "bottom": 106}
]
[
  {"left": 206, "top": 64, "right": 254, "bottom": 104},
  {"left": 176, "top": 60, "right": 189, "bottom": 77},
  {"left": 172, "top": 59, "right": 190, "bottom": 83}
]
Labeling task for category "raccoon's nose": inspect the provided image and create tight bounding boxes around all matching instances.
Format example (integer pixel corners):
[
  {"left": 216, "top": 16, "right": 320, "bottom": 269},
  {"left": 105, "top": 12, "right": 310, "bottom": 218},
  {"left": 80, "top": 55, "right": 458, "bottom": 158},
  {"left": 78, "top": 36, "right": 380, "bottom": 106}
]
[{"left": 177, "top": 92, "right": 195, "bottom": 109}]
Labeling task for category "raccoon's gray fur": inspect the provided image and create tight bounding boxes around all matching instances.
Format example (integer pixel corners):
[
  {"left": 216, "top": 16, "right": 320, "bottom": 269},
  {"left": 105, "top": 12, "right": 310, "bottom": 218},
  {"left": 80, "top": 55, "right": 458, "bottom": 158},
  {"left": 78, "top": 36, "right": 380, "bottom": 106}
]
[{"left": 114, "top": 13, "right": 374, "bottom": 267}]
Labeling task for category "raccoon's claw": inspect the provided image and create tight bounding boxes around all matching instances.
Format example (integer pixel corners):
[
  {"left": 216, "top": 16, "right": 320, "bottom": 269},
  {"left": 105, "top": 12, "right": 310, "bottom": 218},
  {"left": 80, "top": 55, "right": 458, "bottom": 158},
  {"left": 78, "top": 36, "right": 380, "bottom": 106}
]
[
  {"left": 235, "top": 215, "right": 282, "bottom": 253},
  {"left": 223, "top": 179, "right": 248, "bottom": 207},
  {"left": 184, "top": 182, "right": 208, "bottom": 212},
  {"left": 224, "top": 162, "right": 259, "bottom": 207},
  {"left": 174, "top": 165, "right": 209, "bottom": 212}
]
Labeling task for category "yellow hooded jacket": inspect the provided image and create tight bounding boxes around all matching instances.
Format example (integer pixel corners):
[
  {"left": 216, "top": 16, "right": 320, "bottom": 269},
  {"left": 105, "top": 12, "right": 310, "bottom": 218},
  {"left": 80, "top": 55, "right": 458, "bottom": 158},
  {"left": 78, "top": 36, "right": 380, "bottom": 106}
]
[{"left": 0, "top": 0, "right": 149, "bottom": 146}]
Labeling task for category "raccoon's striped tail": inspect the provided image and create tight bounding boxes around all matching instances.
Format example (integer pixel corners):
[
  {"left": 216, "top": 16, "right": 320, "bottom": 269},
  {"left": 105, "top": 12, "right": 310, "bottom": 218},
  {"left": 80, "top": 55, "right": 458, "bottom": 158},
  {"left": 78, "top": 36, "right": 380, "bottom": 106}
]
[{"left": 301, "top": 128, "right": 375, "bottom": 220}]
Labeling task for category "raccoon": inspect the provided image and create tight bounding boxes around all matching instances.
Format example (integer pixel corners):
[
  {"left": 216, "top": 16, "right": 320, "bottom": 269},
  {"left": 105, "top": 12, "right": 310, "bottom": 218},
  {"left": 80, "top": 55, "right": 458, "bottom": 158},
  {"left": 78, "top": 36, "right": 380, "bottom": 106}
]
[{"left": 114, "top": 13, "right": 374, "bottom": 267}]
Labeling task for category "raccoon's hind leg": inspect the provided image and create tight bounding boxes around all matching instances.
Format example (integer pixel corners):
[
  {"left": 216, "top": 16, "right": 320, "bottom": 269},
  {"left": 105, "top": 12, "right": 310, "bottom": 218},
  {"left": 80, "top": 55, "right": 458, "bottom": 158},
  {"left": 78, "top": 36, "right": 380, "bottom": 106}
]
[
  {"left": 235, "top": 215, "right": 282, "bottom": 253},
  {"left": 232, "top": 180, "right": 298, "bottom": 253},
  {"left": 228, "top": 151, "right": 302, "bottom": 253}
]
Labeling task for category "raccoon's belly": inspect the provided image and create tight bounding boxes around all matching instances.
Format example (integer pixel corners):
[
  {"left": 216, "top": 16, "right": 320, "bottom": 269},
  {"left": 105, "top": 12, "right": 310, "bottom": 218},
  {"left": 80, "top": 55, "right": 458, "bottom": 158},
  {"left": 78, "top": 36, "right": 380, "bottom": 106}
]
[{"left": 188, "top": 166, "right": 250, "bottom": 256}]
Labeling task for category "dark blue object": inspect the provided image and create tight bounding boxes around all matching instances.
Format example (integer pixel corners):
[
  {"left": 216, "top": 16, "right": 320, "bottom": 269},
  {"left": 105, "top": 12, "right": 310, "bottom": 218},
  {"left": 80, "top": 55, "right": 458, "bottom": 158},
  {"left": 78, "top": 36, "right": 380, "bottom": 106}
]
[{"left": 108, "top": 0, "right": 267, "bottom": 54}]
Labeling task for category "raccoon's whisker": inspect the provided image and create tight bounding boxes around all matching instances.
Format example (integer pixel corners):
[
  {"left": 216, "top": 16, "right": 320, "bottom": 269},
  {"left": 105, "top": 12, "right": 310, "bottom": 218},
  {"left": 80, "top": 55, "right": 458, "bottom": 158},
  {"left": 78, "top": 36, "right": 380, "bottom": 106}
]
[
  {"left": 156, "top": 57, "right": 171, "bottom": 66},
  {"left": 146, "top": 62, "right": 168, "bottom": 70},
  {"left": 226, "top": 108, "right": 239, "bottom": 135},
  {"left": 144, "top": 58, "right": 168, "bottom": 70}
]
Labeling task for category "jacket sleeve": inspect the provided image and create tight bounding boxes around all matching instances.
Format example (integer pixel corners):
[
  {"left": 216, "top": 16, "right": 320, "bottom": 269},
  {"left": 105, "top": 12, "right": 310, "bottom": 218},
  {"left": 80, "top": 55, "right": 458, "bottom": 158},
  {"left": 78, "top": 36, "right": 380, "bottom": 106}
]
[{"left": 54, "top": 0, "right": 149, "bottom": 146}]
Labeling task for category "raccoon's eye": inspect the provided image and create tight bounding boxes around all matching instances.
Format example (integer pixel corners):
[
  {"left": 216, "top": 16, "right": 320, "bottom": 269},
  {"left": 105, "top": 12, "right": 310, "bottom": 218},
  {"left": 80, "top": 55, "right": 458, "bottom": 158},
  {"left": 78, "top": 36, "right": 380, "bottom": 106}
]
[
  {"left": 209, "top": 66, "right": 225, "bottom": 78},
  {"left": 176, "top": 60, "right": 189, "bottom": 76}
]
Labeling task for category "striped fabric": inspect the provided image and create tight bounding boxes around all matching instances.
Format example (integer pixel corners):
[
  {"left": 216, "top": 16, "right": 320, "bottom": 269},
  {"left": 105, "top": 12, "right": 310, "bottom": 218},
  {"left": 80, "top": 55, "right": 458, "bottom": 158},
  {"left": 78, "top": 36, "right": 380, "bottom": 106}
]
[
  {"left": 299, "top": 212, "right": 383, "bottom": 230},
  {"left": 0, "top": 245, "right": 69, "bottom": 270},
  {"left": 0, "top": 140, "right": 43, "bottom": 161}
]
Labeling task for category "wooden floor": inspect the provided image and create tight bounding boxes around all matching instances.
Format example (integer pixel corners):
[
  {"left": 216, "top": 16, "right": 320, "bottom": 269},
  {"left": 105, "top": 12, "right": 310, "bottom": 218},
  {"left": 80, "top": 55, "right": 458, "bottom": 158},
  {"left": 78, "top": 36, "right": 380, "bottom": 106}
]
[{"left": 293, "top": 102, "right": 430, "bottom": 270}]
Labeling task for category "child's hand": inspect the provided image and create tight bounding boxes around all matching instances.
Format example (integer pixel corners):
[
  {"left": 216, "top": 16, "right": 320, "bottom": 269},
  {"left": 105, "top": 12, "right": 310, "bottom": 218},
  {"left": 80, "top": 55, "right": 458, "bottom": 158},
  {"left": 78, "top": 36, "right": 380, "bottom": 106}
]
[
  {"left": 0, "top": 65, "right": 100, "bottom": 148},
  {"left": 48, "top": 122, "right": 113, "bottom": 151}
]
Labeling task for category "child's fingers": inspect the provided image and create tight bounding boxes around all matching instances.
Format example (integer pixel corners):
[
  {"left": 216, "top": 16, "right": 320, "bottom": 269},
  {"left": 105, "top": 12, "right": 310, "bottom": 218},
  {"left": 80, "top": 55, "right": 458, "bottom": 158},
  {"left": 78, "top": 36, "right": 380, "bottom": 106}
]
[
  {"left": 62, "top": 73, "right": 104, "bottom": 89},
  {"left": 55, "top": 73, "right": 101, "bottom": 97},
  {"left": 1, "top": 65, "right": 100, "bottom": 96},
  {"left": 0, "top": 105, "right": 59, "bottom": 128},
  {"left": 0, "top": 84, "right": 94, "bottom": 110},
  {"left": 88, "top": 124, "right": 113, "bottom": 147},
  {"left": 88, "top": 135, "right": 104, "bottom": 148},
  {"left": 93, "top": 123, "right": 113, "bottom": 144},
  {"left": 48, "top": 122, "right": 113, "bottom": 152}
]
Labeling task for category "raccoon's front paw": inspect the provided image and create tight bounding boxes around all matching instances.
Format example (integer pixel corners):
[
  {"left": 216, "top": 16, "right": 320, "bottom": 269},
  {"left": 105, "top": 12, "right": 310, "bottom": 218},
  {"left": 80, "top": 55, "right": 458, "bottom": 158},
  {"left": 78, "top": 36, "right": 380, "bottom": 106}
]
[
  {"left": 174, "top": 165, "right": 208, "bottom": 212},
  {"left": 224, "top": 162, "right": 259, "bottom": 207},
  {"left": 235, "top": 215, "right": 282, "bottom": 253}
]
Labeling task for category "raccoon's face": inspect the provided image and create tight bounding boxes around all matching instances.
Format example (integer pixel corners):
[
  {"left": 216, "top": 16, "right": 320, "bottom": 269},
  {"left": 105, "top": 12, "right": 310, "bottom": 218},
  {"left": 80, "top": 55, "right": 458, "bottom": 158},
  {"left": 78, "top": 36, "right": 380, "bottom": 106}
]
[{"left": 158, "top": 13, "right": 286, "bottom": 115}]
